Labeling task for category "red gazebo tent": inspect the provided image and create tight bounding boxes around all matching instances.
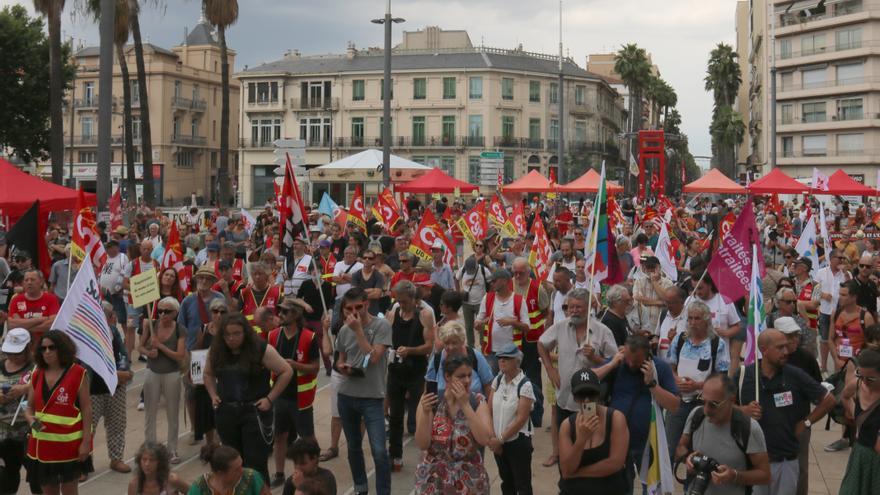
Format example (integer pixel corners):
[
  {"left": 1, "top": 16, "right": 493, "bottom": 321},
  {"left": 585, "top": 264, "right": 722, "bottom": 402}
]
[
  {"left": 558, "top": 169, "right": 624, "bottom": 194},
  {"left": 503, "top": 170, "right": 555, "bottom": 193},
  {"left": 813, "top": 169, "right": 878, "bottom": 196},
  {"left": 0, "top": 158, "right": 96, "bottom": 221},
  {"left": 682, "top": 168, "right": 747, "bottom": 194},
  {"left": 396, "top": 167, "right": 479, "bottom": 194},
  {"left": 747, "top": 168, "right": 808, "bottom": 195}
]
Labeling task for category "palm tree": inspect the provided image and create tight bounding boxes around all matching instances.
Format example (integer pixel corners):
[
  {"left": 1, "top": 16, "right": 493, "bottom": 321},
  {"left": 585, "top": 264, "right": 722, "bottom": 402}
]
[
  {"left": 203, "top": 0, "right": 238, "bottom": 206},
  {"left": 614, "top": 43, "right": 651, "bottom": 133},
  {"left": 130, "top": 0, "right": 156, "bottom": 205},
  {"left": 705, "top": 43, "right": 743, "bottom": 177},
  {"left": 710, "top": 106, "right": 746, "bottom": 177},
  {"left": 33, "top": 0, "right": 66, "bottom": 184}
]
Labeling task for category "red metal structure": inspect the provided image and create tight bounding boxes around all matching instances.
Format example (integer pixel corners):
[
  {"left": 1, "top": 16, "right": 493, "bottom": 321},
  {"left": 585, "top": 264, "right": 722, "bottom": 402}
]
[{"left": 637, "top": 130, "right": 666, "bottom": 201}]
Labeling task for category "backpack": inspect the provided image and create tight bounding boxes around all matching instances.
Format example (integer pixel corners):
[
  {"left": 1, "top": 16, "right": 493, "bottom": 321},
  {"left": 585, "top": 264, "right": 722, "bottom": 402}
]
[
  {"left": 432, "top": 346, "right": 480, "bottom": 379},
  {"left": 674, "top": 335, "right": 721, "bottom": 373},
  {"left": 492, "top": 373, "right": 533, "bottom": 433},
  {"left": 687, "top": 406, "right": 754, "bottom": 495},
  {"left": 825, "top": 359, "right": 853, "bottom": 427}
]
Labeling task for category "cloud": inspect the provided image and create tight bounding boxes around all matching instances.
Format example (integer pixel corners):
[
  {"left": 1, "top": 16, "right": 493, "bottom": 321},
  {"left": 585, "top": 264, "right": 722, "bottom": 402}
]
[{"left": 1, "top": 0, "right": 740, "bottom": 158}]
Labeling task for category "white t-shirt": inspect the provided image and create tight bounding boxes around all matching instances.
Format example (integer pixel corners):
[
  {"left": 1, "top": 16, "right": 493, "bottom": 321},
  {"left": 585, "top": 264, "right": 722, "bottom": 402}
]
[
  {"left": 99, "top": 253, "right": 129, "bottom": 294},
  {"left": 333, "top": 261, "right": 363, "bottom": 300},
  {"left": 284, "top": 255, "right": 313, "bottom": 296},
  {"left": 657, "top": 309, "right": 688, "bottom": 359},
  {"left": 816, "top": 266, "right": 849, "bottom": 315},
  {"left": 491, "top": 370, "right": 536, "bottom": 439},
  {"left": 552, "top": 289, "right": 568, "bottom": 326},
  {"left": 477, "top": 292, "right": 530, "bottom": 353}
]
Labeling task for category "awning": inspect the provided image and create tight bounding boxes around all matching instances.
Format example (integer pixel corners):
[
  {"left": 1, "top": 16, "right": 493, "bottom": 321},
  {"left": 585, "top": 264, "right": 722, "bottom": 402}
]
[
  {"left": 682, "top": 169, "right": 747, "bottom": 194},
  {"left": 503, "top": 170, "right": 555, "bottom": 193},
  {"left": 557, "top": 169, "right": 624, "bottom": 194},
  {"left": 813, "top": 169, "right": 878, "bottom": 196},
  {"left": 396, "top": 167, "right": 479, "bottom": 194},
  {"left": 747, "top": 168, "right": 809, "bottom": 195}
]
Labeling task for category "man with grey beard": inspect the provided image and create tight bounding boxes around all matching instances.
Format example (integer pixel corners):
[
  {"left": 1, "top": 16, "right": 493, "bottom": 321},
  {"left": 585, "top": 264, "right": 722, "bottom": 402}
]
[{"left": 538, "top": 288, "right": 617, "bottom": 427}]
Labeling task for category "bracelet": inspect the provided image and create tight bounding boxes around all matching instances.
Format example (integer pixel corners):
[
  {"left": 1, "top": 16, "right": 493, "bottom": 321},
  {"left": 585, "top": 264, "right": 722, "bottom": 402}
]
[
  {"left": 733, "top": 469, "right": 739, "bottom": 485},
  {"left": 265, "top": 396, "right": 273, "bottom": 404}
]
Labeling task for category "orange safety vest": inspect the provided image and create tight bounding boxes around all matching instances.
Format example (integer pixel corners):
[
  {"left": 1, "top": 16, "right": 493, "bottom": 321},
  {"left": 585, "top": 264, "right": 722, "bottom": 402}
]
[
  {"left": 481, "top": 292, "right": 524, "bottom": 355},
  {"left": 798, "top": 280, "right": 818, "bottom": 329},
  {"left": 27, "top": 364, "right": 87, "bottom": 463},
  {"left": 241, "top": 285, "right": 282, "bottom": 338},
  {"left": 214, "top": 259, "right": 244, "bottom": 282},
  {"left": 522, "top": 279, "right": 547, "bottom": 342},
  {"left": 319, "top": 254, "right": 337, "bottom": 281},
  {"left": 268, "top": 327, "right": 318, "bottom": 410}
]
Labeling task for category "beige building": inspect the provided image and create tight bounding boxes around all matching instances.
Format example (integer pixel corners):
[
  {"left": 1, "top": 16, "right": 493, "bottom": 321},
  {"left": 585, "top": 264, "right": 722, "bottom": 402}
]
[
  {"left": 235, "top": 26, "right": 626, "bottom": 208},
  {"left": 56, "top": 19, "right": 240, "bottom": 205},
  {"left": 741, "top": 0, "right": 879, "bottom": 187},
  {"left": 586, "top": 52, "right": 661, "bottom": 130}
]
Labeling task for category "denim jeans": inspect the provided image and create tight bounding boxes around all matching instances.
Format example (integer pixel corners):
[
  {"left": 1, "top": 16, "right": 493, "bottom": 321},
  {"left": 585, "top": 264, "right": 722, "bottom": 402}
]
[
  {"left": 337, "top": 393, "right": 390, "bottom": 495},
  {"left": 665, "top": 400, "right": 701, "bottom": 461}
]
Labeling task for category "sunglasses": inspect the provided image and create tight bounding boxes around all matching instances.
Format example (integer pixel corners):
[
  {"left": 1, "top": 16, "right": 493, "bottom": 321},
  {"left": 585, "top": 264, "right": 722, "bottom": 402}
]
[
  {"left": 211, "top": 309, "right": 227, "bottom": 314},
  {"left": 860, "top": 264, "right": 872, "bottom": 269},
  {"left": 780, "top": 299, "right": 797, "bottom": 304},
  {"left": 475, "top": 244, "right": 484, "bottom": 247},
  {"left": 39, "top": 345, "right": 57, "bottom": 353},
  {"left": 561, "top": 304, "right": 569, "bottom": 311},
  {"left": 856, "top": 370, "right": 879, "bottom": 383},
  {"left": 704, "top": 398, "right": 730, "bottom": 409},
  {"left": 364, "top": 256, "right": 375, "bottom": 260},
  {"left": 157, "top": 309, "right": 175, "bottom": 315}
]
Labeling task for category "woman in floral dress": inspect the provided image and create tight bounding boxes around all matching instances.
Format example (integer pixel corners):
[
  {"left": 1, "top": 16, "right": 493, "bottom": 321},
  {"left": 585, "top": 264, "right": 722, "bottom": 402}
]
[{"left": 413, "top": 355, "right": 492, "bottom": 494}]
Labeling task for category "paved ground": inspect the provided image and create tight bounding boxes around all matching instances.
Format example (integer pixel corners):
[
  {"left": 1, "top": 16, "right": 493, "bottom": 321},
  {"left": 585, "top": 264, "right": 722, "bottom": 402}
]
[{"left": 15, "top": 359, "right": 852, "bottom": 495}]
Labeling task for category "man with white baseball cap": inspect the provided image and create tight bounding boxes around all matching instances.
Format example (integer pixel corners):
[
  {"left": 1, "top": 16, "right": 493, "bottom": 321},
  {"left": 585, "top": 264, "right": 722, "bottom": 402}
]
[{"left": 1, "top": 327, "right": 30, "bottom": 354}]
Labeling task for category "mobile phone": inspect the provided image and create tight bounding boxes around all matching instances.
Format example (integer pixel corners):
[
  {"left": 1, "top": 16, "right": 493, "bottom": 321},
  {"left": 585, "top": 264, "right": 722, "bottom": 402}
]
[{"left": 582, "top": 401, "right": 596, "bottom": 417}]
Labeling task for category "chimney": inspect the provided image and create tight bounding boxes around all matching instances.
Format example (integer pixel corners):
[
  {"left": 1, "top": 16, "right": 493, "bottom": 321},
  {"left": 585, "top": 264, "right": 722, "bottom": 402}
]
[
  {"left": 346, "top": 41, "right": 356, "bottom": 59},
  {"left": 283, "top": 49, "right": 301, "bottom": 60}
]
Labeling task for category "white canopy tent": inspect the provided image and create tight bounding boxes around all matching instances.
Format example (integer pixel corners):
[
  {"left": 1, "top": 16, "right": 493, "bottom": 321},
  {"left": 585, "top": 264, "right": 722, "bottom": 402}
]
[{"left": 309, "top": 149, "right": 432, "bottom": 203}]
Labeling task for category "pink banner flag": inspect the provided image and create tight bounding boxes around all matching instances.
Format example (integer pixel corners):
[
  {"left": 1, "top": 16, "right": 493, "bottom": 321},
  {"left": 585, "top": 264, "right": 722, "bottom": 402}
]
[{"left": 707, "top": 201, "right": 764, "bottom": 303}]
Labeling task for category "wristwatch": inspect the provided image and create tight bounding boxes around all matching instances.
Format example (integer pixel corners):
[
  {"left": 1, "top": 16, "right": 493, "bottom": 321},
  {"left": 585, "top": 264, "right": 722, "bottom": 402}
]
[
  {"left": 804, "top": 419, "right": 813, "bottom": 429},
  {"left": 647, "top": 379, "right": 658, "bottom": 389}
]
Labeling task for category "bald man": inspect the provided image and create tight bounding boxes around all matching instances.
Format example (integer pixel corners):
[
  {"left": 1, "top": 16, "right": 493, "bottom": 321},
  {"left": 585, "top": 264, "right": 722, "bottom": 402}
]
[{"left": 735, "top": 328, "right": 835, "bottom": 495}]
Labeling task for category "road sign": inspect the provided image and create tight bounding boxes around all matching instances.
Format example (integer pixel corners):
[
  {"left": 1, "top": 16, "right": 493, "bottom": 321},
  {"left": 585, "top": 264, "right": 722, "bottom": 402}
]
[
  {"left": 273, "top": 138, "right": 306, "bottom": 148},
  {"left": 479, "top": 151, "right": 504, "bottom": 187}
]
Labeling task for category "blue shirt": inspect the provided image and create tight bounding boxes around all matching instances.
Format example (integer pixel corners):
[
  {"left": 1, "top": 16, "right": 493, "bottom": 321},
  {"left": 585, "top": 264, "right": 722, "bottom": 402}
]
[
  {"left": 609, "top": 357, "right": 678, "bottom": 454},
  {"left": 425, "top": 347, "right": 494, "bottom": 396},
  {"left": 177, "top": 290, "right": 225, "bottom": 350}
]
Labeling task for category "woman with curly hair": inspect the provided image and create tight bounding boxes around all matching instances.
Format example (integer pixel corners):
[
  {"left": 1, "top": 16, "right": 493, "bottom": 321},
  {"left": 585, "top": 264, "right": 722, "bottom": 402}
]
[
  {"left": 188, "top": 444, "right": 270, "bottom": 495},
  {"left": 127, "top": 442, "right": 189, "bottom": 495}
]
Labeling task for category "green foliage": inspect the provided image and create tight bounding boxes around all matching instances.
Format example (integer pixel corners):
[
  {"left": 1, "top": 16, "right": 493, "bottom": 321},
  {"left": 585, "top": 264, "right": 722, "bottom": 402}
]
[
  {"left": 0, "top": 5, "right": 75, "bottom": 162},
  {"left": 705, "top": 43, "right": 744, "bottom": 175}
]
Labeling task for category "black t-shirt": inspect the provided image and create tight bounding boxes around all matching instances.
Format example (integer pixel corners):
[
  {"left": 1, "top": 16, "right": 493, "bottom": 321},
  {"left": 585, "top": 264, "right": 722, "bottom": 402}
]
[
  {"left": 855, "top": 395, "right": 880, "bottom": 449},
  {"left": 736, "top": 363, "right": 828, "bottom": 460},
  {"left": 296, "top": 279, "right": 333, "bottom": 321},
  {"left": 351, "top": 269, "right": 385, "bottom": 315},
  {"left": 851, "top": 274, "right": 878, "bottom": 315},
  {"left": 330, "top": 237, "right": 348, "bottom": 259},
  {"left": 273, "top": 328, "right": 321, "bottom": 401},
  {"left": 281, "top": 467, "right": 337, "bottom": 495},
  {"left": 786, "top": 348, "right": 822, "bottom": 383},
  {"left": 601, "top": 310, "right": 631, "bottom": 347}
]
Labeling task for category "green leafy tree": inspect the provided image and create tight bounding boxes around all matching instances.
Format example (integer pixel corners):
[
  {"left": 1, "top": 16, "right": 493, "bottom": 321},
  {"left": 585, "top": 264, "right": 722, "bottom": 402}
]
[
  {"left": 705, "top": 43, "right": 743, "bottom": 177},
  {"left": 710, "top": 105, "right": 746, "bottom": 177},
  {"left": 0, "top": 5, "right": 74, "bottom": 163},
  {"left": 204, "top": 0, "right": 238, "bottom": 206},
  {"left": 614, "top": 43, "right": 651, "bottom": 133}
]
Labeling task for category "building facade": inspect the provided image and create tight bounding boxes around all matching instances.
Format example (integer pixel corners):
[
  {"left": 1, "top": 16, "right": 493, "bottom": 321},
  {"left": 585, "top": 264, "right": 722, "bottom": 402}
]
[
  {"left": 235, "top": 27, "right": 626, "bottom": 207},
  {"left": 56, "top": 19, "right": 240, "bottom": 205},
  {"left": 741, "top": 0, "right": 879, "bottom": 187}
]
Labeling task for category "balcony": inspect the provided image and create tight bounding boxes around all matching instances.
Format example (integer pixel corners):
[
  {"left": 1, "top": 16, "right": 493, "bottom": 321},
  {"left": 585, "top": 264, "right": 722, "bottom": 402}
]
[
  {"left": 171, "top": 134, "right": 206, "bottom": 146},
  {"left": 171, "top": 96, "right": 206, "bottom": 112},
  {"left": 335, "top": 137, "right": 370, "bottom": 148},
  {"left": 191, "top": 98, "right": 207, "bottom": 112},
  {"left": 778, "top": 76, "right": 880, "bottom": 98},
  {"left": 246, "top": 98, "right": 283, "bottom": 112},
  {"left": 399, "top": 136, "right": 459, "bottom": 148},
  {"left": 492, "top": 137, "right": 544, "bottom": 149},
  {"left": 777, "top": 2, "right": 864, "bottom": 29},
  {"left": 240, "top": 138, "right": 275, "bottom": 149},
  {"left": 73, "top": 135, "right": 98, "bottom": 146},
  {"left": 304, "top": 138, "right": 332, "bottom": 148},
  {"left": 291, "top": 97, "right": 339, "bottom": 111},
  {"left": 463, "top": 136, "right": 485, "bottom": 147},
  {"left": 74, "top": 97, "right": 99, "bottom": 109}
]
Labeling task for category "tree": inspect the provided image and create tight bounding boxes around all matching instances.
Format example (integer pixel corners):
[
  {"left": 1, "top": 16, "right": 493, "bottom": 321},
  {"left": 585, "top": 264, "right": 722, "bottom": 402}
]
[
  {"left": 0, "top": 6, "right": 74, "bottom": 163},
  {"left": 130, "top": 0, "right": 157, "bottom": 206},
  {"left": 710, "top": 105, "right": 746, "bottom": 177},
  {"left": 705, "top": 43, "right": 743, "bottom": 177},
  {"left": 614, "top": 43, "right": 651, "bottom": 133},
  {"left": 33, "top": 0, "right": 67, "bottom": 184},
  {"left": 204, "top": 0, "right": 238, "bottom": 206}
]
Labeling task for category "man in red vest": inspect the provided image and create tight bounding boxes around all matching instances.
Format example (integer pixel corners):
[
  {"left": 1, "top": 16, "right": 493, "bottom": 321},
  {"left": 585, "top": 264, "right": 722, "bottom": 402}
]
[
  {"left": 267, "top": 298, "right": 320, "bottom": 488},
  {"left": 511, "top": 257, "right": 551, "bottom": 427},
  {"left": 240, "top": 262, "right": 282, "bottom": 338},
  {"left": 215, "top": 244, "right": 245, "bottom": 282}
]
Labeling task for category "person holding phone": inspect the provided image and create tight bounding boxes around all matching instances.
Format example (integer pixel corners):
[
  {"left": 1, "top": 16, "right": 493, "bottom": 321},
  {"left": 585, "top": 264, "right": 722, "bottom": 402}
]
[{"left": 558, "top": 368, "right": 629, "bottom": 494}]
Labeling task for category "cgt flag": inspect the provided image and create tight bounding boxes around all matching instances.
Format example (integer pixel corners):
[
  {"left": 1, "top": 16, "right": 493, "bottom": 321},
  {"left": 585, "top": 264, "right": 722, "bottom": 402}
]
[
  {"left": 528, "top": 216, "right": 554, "bottom": 281},
  {"left": 109, "top": 186, "right": 123, "bottom": 231},
  {"left": 509, "top": 202, "right": 526, "bottom": 236},
  {"left": 72, "top": 188, "right": 107, "bottom": 272},
  {"left": 409, "top": 209, "right": 455, "bottom": 265},
  {"left": 51, "top": 262, "right": 118, "bottom": 393},
  {"left": 347, "top": 184, "right": 367, "bottom": 234},
  {"left": 372, "top": 187, "right": 402, "bottom": 230},
  {"left": 161, "top": 221, "right": 190, "bottom": 293}
]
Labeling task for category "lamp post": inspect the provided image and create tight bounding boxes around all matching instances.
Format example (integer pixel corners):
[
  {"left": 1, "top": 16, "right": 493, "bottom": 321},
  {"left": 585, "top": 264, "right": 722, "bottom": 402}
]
[{"left": 372, "top": 1, "right": 404, "bottom": 187}]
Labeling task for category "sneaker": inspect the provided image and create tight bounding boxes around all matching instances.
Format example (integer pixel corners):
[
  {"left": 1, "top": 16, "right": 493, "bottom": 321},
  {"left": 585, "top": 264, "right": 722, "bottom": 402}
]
[
  {"left": 138, "top": 355, "right": 147, "bottom": 363},
  {"left": 824, "top": 438, "right": 850, "bottom": 452},
  {"left": 391, "top": 458, "right": 403, "bottom": 472},
  {"left": 270, "top": 473, "right": 285, "bottom": 488},
  {"left": 137, "top": 399, "right": 144, "bottom": 411},
  {"left": 169, "top": 453, "right": 181, "bottom": 465}
]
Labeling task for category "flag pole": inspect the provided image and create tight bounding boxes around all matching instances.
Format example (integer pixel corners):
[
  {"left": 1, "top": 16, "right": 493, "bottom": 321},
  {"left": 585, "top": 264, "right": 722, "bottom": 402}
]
[
  {"left": 753, "top": 243, "right": 760, "bottom": 403},
  {"left": 584, "top": 201, "right": 602, "bottom": 346},
  {"left": 65, "top": 246, "right": 74, "bottom": 292}
]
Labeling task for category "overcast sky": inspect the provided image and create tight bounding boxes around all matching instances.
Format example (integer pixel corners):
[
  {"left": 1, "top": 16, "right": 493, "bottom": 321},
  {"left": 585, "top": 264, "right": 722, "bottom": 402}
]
[{"left": 2, "top": 0, "right": 737, "bottom": 158}]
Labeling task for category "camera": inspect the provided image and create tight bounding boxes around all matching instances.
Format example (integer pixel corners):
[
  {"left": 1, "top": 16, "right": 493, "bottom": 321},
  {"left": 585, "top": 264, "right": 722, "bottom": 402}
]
[{"left": 686, "top": 454, "right": 720, "bottom": 495}]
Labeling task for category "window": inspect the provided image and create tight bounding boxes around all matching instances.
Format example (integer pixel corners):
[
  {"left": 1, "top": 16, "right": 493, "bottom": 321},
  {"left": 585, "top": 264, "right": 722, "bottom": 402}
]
[
  {"left": 837, "top": 62, "right": 864, "bottom": 85},
  {"left": 252, "top": 165, "right": 277, "bottom": 206},
  {"left": 782, "top": 136, "right": 793, "bottom": 157},
  {"left": 443, "top": 77, "right": 456, "bottom": 99},
  {"left": 502, "top": 78, "right": 514, "bottom": 100},
  {"left": 836, "top": 27, "right": 862, "bottom": 50},
  {"left": 352, "top": 80, "right": 365, "bottom": 101},
  {"left": 412, "top": 116, "right": 426, "bottom": 146},
  {"left": 468, "top": 115, "right": 483, "bottom": 146},
  {"left": 529, "top": 81, "right": 540, "bottom": 102},
  {"left": 379, "top": 116, "right": 392, "bottom": 141},
  {"left": 82, "top": 117, "right": 94, "bottom": 137},
  {"left": 801, "top": 33, "right": 826, "bottom": 56},
  {"left": 192, "top": 84, "right": 200, "bottom": 102},
  {"left": 131, "top": 117, "right": 141, "bottom": 138},
  {"left": 191, "top": 118, "right": 200, "bottom": 136},
  {"left": 299, "top": 117, "right": 330, "bottom": 146},
  {"left": 528, "top": 118, "right": 541, "bottom": 144},
  {"left": 802, "top": 134, "right": 827, "bottom": 156},
  {"left": 575, "top": 119, "right": 587, "bottom": 143},
  {"left": 130, "top": 80, "right": 140, "bottom": 103},
  {"left": 251, "top": 118, "right": 281, "bottom": 146},
  {"left": 802, "top": 102, "right": 826, "bottom": 123},
  {"left": 837, "top": 0, "right": 863, "bottom": 16},
  {"left": 801, "top": 67, "right": 826, "bottom": 89},
  {"left": 441, "top": 157, "right": 455, "bottom": 177},
  {"left": 781, "top": 104, "right": 793, "bottom": 124},
  {"left": 468, "top": 156, "right": 481, "bottom": 184},
  {"left": 503, "top": 156, "right": 514, "bottom": 183},
  {"left": 413, "top": 78, "right": 426, "bottom": 100},
  {"left": 84, "top": 82, "right": 95, "bottom": 105},
  {"left": 248, "top": 83, "right": 255, "bottom": 103},
  {"left": 779, "top": 39, "right": 792, "bottom": 59},
  {"left": 837, "top": 98, "right": 863, "bottom": 120},
  {"left": 549, "top": 119, "right": 559, "bottom": 145},
  {"left": 837, "top": 133, "right": 864, "bottom": 155},
  {"left": 256, "top": 82, "right": 270, "bottom": 102},
  {"left": 575, "top": 85, "right": 586, "bottom": 105},
  {"left": 351, "top": 117, "right": 364, "bottom": 146},
  {"left": 380, "top": 78, "right": 394, "bottom": 100},
  {"left": 441, "top": 116, "right": 455, "bottom": 145},
  {"left": 78, "top": 151, "right": 96, "bottom": 163},
  {"left": 502, "top": 116, "right": 515, "bottom": 139},
  {"left": 174, "top": 80, "right": 182, "bottom": 98},
  {"left": 176, "top": 151, "right": 194, "bottom": 168},
  {"left": 549, "top": 83, "right": 559, "bottom": 104},
  {"left": 469, "top": 77, "right": 483, "bottom": 99},
  {"left": 780, "top": 72, "right": 794, "bottom": 91}
]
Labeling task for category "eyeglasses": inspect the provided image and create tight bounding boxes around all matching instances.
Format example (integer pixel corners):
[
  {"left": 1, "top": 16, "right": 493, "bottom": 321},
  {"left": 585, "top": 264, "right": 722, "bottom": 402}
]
[
  {"left": 157, "top": 309, "right": 175, "bottom": 315},
  {"left": 704, "top": 398, "right": 730, "bottom": 409},
  {"left": 364, "top": 256, "right": 375, "bottom": 260},
  {"left": 779, "top": 299, "right": 797, "bottom": 304},
  {"left": 856, "top": 370, "right": 879, "bottom": 383},
  {"left": 39, "top": 345, "right": 57, "bottom": 353},
  {"left": 561, "top": 304, "right": 569, "bottom": 311},
  {"left": 860, "top": 264, "right": 872, "bottom": 269},
  {"left": 211, "top": 309, "right": 227, "bottom": 314}
]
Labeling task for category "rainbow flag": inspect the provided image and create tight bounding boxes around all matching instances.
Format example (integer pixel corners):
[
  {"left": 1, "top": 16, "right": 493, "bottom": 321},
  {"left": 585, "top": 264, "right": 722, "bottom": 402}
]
[{"left": 51, "top": 257, "right": 118, "bottom": 393}]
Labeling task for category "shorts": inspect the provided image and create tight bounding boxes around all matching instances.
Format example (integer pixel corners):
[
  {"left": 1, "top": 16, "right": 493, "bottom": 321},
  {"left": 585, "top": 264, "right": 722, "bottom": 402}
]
[
  {"left": 818, "top": 313, "right": 831, "bottom": 342},
  {"left": 295, "top": 406, "right": 315, "bottom": 439},
  {"left": 126, "top": 303, "right": 144, "bottom": 334},
  {"left": 732, "top": 322, "right": 748, "bottom": 343},
  {"left": 330, "top": 371, "right": 343, "bottom": 418},
  {"left": 274, "top": 397, "right": 298, "bottom": 434}
]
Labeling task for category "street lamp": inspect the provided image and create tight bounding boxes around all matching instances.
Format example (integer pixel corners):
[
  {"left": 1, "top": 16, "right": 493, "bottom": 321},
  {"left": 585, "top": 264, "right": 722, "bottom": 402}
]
[{"left": 372, "top": 1, "right": 404, "bottom": 187}]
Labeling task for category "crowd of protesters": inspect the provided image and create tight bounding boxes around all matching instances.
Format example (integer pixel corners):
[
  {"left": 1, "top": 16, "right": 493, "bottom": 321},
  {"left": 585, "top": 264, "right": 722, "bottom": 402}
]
[{"left": 0, "top": 191, "right": 878, "bottom": 495}]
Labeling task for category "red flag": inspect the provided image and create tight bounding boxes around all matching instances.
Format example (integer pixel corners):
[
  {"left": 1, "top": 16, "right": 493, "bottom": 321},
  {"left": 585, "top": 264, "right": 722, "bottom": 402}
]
[
  {"left": 457, "top": 200, "right": 487, "bottom": 245},
  {"left": 528, "top": 216, "right": 553, "bottom": 281},
  {"left": 409, "top": 209, "right": 455, "bottom": 265},
  {"left": 273, "top": 181, "right": 282, "bottom": 208},
  {"left": 279, "top": 154, "right": 308, "bottom": 258},
  {"left": 510, "top": 202, "right": 526, "bottom": 235},
  {"left": 651, "top": 171, "right": 660, "bottom": 192},
  {"left": 766, "top": 194, "right": 783, "bottom": 218},
  {"left": 373, "top": 187, "right": 402, "bottom": 229},
  {"left": 109, "top": 186, "right": 123, "bottom": 231},
  {"left": 347, "top": 184, "right": 367, "bottom": 234},
  {"left": 161, "top": 221, "right": 189, "bottom": 293},
  {"left": 549, "top": 168, "right": 557, "bottom": 188},
  {"left": 707, "top": 201, "right": 764, "bottom": 303},
  {"left": 72, "top": 188, "right": 107, "bottom": 271},
  {"left": 488, "top": 194, "right": 508, "bottom": 228},
  {"left": 720, "top": 211, "right": 736, "bottom": 238},
  {"left": 441, "top": 205, "right": 452, "bottom": 222},
  {"left": 608, "top": 196, "right": 625, "bottom": 231}
]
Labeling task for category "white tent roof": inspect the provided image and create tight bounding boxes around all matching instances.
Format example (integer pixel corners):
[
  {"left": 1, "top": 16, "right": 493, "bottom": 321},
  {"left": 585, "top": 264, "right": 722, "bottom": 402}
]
[{"left": 315, "top": 149, "right": 431, "bottom": 170}]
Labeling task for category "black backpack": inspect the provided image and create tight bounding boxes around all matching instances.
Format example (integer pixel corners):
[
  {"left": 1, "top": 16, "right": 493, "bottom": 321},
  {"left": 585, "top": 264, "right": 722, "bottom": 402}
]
[
  {"left": 432, "top": 346, "right": 479, "bottom": 378},
  {"left": 492, "top": 374, "right": 533, "bottom": 433},
  {"left": 687, "top": 406, "right": 754, "bottom": 495}
]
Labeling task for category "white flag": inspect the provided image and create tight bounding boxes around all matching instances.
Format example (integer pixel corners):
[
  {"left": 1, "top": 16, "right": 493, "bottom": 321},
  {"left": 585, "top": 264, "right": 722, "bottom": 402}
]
[
  {"left": 812, "top": 167, "right": 830, "bottom": 191},
  {"left": 240, "top": 208, "right": 258, "bottom": 236},
  {"left": 51, "top": 261, "right": 118, "bottom": 394},
  {"left": 818, "top": 202, "right": 831, "bottom": 268},
  {"left": 629, "top": 152, "right": 640, "bottom": 177},
  {"left": 794, "top": 214, "right": 821, "bottom": 277},
  {"left": 656, "top": 222, "right": 678, "bottom": 282}
]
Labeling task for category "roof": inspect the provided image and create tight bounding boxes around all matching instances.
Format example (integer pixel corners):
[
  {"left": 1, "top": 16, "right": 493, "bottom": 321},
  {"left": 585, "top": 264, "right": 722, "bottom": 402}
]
[
  {"left": 397, "top": 167, "right": 479, "bottom": 193},
  {"left": 75, "top": 43, "right": 177, "bottom": 58},
  {"left": 817, "top": 170, "right": 878, "bottom": 196},
  {"left": 314, "top": 149, "right": 430, "bottom": 171},
  {"left": 683, "top": 168, "right": 746, "bottom": 194},
  {"left": 559, "top": 168, "right": 624, "bottom": 194},
  {"left": 748, "top": 168, "right": 808, "bottom": 194},
  {"left": 187, "top": 22, "right": 219, "bottom": 47},
  {"left": 504, "top": 170, "right": 555, "bottom": 193},
  {"left": 240, "top": 48, "right": 607, "bottom": 82}
]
